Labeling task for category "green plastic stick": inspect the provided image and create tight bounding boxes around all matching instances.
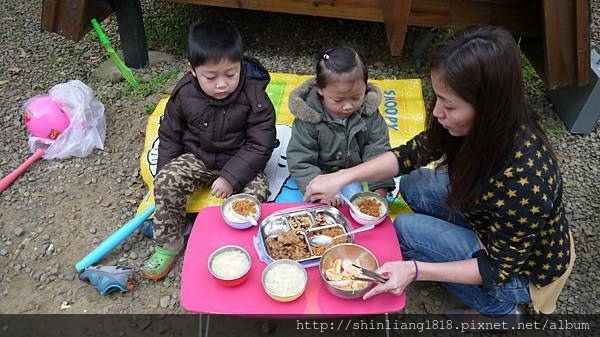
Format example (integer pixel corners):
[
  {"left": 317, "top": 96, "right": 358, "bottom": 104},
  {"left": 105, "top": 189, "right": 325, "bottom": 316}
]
[{"left": 91, "top": 18, "right": 140, "bottom": 88}]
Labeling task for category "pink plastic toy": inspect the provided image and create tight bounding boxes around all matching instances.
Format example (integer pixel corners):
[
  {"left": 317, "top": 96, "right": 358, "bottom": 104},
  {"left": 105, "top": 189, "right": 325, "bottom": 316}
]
[
  {"left": 0, "top": 96, "right": 71, "bottom": 193},
  {"left": 24, "top": 96, "right": 70, "bottom": 140},
  {"left": 1, "top": 81, "right": 106, "bottom": 194}
]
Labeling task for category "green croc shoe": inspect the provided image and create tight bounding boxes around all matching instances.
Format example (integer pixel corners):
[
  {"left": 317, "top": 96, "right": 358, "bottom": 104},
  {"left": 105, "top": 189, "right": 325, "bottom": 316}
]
[{"left": 143, "top": 246, "right": 181, "bottom": 280}]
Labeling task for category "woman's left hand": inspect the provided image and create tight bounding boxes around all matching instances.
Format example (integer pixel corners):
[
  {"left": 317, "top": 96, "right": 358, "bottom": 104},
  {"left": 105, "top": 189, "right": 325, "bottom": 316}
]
[
  {"left": 304, "top": 171, "right": 347, "bottom": 202},
  {"left": 362, "top": 261, "right": 416, "bottom": 300}
]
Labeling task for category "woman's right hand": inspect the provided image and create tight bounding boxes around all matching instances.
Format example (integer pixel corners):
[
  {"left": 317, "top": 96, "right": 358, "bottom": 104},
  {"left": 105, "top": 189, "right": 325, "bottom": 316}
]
[{"left": 362, "top": 260, "right": 417, "bottom": 300}]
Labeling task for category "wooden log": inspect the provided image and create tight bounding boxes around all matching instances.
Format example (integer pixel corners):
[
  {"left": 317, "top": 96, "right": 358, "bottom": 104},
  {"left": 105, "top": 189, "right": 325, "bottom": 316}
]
[
  {"left": 381, "top": 0, "right": 412, "bottom": 56},
  {"left": 41, "top": 0, "right": 113, "bottom": 41}
]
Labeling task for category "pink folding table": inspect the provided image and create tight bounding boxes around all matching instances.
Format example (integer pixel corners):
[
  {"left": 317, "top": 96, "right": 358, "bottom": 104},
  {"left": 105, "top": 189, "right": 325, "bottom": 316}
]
[{"left": 181, "top": 203, "right": 405, "bottom": 335}]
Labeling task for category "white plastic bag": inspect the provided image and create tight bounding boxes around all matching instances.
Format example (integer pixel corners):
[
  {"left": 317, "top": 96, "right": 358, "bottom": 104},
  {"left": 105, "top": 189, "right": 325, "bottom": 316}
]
[{"left": 26, "top": 80, "right": 106, "bottom": 159}]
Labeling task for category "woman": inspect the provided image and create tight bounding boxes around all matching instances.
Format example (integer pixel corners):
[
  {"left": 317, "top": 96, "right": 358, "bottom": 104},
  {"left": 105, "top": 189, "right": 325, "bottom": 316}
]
[{"left": 304, "top": 26, "right": 574, "bottom": 327}]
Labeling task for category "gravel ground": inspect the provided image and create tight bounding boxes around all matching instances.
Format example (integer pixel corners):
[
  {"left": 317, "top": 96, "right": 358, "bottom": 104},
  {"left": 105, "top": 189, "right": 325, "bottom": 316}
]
[{"left": 0, "top": 0, "right": 598, "bottom": 331}]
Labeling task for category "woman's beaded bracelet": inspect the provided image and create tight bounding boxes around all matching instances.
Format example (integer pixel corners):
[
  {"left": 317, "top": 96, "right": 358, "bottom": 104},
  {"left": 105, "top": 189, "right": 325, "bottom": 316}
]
[{"left": 411, "top": 260, "right": 419, "bottom": 283}]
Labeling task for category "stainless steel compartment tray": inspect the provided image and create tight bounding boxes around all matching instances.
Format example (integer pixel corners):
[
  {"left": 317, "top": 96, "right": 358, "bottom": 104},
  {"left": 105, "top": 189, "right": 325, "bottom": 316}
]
[{"left": 258, "top": 205, "right": 353, "bottom": 264}]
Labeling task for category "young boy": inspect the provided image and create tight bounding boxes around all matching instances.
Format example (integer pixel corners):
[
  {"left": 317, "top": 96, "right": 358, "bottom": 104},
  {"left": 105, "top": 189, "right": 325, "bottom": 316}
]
[{"left": 143, "top": 20, "right": 276, "bottom": 280}]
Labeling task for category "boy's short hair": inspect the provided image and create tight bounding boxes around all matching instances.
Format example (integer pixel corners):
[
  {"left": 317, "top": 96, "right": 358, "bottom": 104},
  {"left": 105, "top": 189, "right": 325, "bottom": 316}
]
[{"left": 187, "top": 20, "right": 243, "bottom": 67}]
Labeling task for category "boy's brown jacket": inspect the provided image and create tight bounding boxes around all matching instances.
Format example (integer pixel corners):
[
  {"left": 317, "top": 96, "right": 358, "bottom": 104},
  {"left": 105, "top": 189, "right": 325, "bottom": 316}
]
[{"left": 157, "top": 56, "right": 276, "bottom": 191}]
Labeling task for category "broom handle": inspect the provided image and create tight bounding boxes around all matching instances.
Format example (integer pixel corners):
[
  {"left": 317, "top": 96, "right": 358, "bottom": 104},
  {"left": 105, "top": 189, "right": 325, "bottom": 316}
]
[
  {"left": 75, "top": 204, "right": 156, "bottom": 272},
  {"left": 0, "top": 148, "right": 45, "bottom": 193}
]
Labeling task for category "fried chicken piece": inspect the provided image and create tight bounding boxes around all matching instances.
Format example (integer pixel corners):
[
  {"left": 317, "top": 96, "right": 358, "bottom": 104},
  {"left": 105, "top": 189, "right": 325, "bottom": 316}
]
[
  {"left": 232, "top": 199, "right": 257, "bottom": 217},
  {"left": 357, "top": 198, "right": 381, "bottom": 217}
]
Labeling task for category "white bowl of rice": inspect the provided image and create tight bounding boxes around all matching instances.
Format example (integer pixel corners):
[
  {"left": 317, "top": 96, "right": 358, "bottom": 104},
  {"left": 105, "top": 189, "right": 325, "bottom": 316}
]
[
  {"left": 261, "top": 259, "right": 307, "bottom": 302},
  {"left": 208, "top": 245, "right": 251, "bottom": 287}
]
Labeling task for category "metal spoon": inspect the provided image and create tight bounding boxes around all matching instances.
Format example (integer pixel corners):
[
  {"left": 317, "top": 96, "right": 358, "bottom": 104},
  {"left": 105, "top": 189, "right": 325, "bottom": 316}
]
[
  {"left": 309, "top": 225, "right": 376, "bottom": 247},
  {"left": 336, "top": 193, "right": 379, "bottom": 220},
  {"left": 263, "top": 219, "right": 289, "bottom": 235}
]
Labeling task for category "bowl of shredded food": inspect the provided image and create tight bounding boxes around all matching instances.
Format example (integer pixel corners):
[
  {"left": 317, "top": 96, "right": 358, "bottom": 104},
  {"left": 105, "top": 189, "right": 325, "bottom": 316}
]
[
  {"left": 348, "top": 191, "right": 388, "bottom": 226},
  {"left": 221, "top": 194, "right": 261, "bottom": 229},
  {"left": 208, "top": 245, "right": 251, "bottom": 287},
  {"left": 261, "top": 259, "right": 307, "bottom": 302}
]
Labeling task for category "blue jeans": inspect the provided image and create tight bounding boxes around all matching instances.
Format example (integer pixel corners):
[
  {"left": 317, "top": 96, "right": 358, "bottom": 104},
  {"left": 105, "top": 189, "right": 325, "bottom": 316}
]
[{"left": 394, "top": 168, "right": 531, "bottom": 316}]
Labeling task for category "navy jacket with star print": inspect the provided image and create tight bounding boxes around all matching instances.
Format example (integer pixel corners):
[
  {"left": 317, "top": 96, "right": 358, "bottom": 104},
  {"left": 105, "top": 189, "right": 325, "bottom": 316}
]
[{"left": 393, "top": 126, "right": 571, "bottom": 289}]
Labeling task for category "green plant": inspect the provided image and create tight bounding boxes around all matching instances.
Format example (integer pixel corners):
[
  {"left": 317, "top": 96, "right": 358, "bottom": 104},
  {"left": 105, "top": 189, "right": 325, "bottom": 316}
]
[
  {"left": 142, "top": 4, "right": 193, "bottom": 53},
  {"left": 144, "top": 102, "right": 157, "bottom": 114},
  {"left": 47, "top": 52, "right": 57, "bottom": 63},
  {"left": 517, "top": 37, "right": 539, "bottom": 81},
  {"left": 540, "top": 117, "right": 565, "bottom": 141},
  {"left": 521, "top": 55, "right": 537, "bottom": 81},
  {"left": 127, "top": 68, "right": 179, "bottom": 98}
]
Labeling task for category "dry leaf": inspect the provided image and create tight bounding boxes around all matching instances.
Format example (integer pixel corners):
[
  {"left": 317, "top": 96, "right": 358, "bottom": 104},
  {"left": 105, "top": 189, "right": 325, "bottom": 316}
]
[
  {"left": 67, "top": 213, "right": 77, "bottom": 221},
  {"left": 0, "top": 80, "right": 8, "bottom": 85},
  {"left": 125, "top": 198, "right": 138, "bottom": 204},
  {"left": 19, "top": 48, "right": 27, "bottom": 58},
  {"left": 423, "top": 302, "right": 435, "bottom": 314},
  {"left": 7, "top": 67, "right": 21, "bottom": 73},
  {"left": 101, "top": 202, "right": 117, "bottom": 209},
  {"left": 31, "top": 192, "right": 45, "bottom": 198},
  {"left": 555, "top": 152, "right": 569, "bottom": 162}
]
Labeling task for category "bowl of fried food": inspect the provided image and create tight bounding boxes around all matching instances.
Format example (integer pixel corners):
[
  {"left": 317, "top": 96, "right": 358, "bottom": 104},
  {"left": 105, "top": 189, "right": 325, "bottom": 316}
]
[
  {"left": 221, "top": 194, "right": 261, "bottom": 229},
  {"left": 348, "top": 191, "right": 388, "bottom": 226},
  {"left": 319, "top": 243, "right": 379, "bottom": 299}
]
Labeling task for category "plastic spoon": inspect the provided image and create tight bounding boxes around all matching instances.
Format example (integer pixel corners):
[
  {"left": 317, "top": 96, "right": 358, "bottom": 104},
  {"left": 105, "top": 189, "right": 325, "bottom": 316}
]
[
  {"left": 238, "top": 214, "right": 258, "bottom": 226},
  {"left": 336, "top": 193, "right": 378, "bottom": 220},
  {"left": 309, "top": 225, "right": 376, "bottom": 247}
]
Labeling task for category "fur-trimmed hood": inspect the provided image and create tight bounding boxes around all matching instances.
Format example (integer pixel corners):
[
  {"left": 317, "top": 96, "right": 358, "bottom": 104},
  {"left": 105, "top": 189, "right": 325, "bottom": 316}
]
[{"left": 288, "top": 77, "right": 382, "bottom": 123}]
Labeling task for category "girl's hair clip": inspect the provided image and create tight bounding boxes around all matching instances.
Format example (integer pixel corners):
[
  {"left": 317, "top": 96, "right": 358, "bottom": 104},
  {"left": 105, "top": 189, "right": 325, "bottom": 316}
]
[{"left": 323, "top": 53, "right": 330, "bottom": 60}]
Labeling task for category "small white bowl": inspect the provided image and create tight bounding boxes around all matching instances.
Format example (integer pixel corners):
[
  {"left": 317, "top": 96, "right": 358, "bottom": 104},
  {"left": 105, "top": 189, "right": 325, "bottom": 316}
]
[
  {"left": 262, "top": 259, "right": 307, "bottom": 302},
  {"left": 208, "top": 245, "right": 251, "bottom": 287},
  {"left": 349, "top": 191, "right": 388, "bottom": 226},
  {"left": 221, "top": 194, "right": 261, "bottom": 229}
]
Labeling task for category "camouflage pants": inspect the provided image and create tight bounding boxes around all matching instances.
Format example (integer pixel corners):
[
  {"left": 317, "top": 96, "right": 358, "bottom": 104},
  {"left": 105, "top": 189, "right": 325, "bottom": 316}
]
[{"left": 153, "top": 153, "right": 269, "bottom": 244}]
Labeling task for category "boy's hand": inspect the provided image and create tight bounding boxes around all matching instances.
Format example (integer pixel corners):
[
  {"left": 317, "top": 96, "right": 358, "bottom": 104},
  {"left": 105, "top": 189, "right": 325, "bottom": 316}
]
[
  {"left": 211, "top": 177, "right": 234, "bottom": 199},
  {"left": 373, "top": 188, "right": 389, "bottom": 198},
  {"left": 320, "top": 197, "right": 343, "bottom": 207}
]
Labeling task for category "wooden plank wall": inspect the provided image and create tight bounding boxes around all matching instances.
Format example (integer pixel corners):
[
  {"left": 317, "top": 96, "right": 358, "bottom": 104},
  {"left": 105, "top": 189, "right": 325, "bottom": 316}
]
[
  {"left": 543, "top": 0, "right": 590, "bottom": 89},
  {"left": 42, "top": 0, "right": 586, "bottom": 89}
]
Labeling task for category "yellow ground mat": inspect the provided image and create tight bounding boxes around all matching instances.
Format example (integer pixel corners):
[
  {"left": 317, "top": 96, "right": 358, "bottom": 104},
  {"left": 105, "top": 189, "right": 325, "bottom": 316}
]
[{"left": 137, "top": 73, "right": 426, "bottom": 217}]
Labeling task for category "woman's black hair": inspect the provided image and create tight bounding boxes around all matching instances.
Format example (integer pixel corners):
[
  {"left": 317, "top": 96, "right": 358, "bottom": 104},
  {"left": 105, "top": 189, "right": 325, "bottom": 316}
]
[
  {"left": 426, "top": 25, "right": 555, "bottom": 207},
  {"left": 315, "top": 46, "right": 368, "bottom": 87},
  {"left": 187, "top": 20, "right": 243, "bottom": 68}
]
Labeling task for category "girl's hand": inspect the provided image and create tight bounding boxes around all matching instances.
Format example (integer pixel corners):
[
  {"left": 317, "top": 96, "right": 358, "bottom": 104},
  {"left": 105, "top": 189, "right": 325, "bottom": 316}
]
[
  {"left": 211, "top": 177, "right": 234, "bottom": 199},
  {"left": 362, "top": 261, "right": 416, "bottom": 300}
]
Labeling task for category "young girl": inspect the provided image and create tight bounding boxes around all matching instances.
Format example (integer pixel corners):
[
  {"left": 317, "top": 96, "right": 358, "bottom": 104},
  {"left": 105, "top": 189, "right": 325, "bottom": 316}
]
[{"left": 286, "top": 46, "right": 394, "bottom": 206}]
